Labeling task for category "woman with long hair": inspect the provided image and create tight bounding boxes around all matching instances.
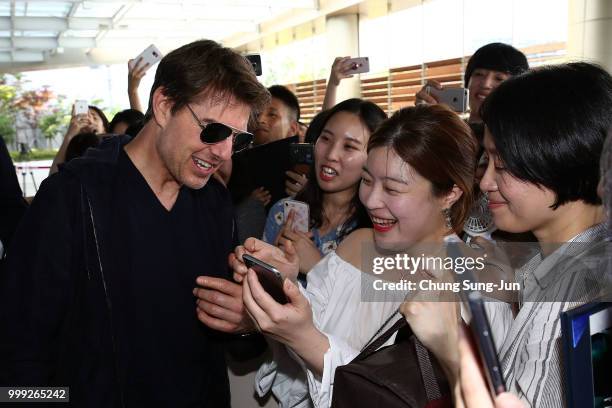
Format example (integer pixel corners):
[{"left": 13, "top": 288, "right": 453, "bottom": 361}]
[
  {"left": 228, "top": 104, "right": 478, "bottom": 407},
  {"left": 263, "top": 98, "right": 386, "bottom": 274}
]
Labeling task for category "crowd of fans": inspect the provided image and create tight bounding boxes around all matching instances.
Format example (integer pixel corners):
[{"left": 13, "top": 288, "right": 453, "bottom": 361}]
[{"left": 0, "top": 37, "right": 610, "bottom": 408}]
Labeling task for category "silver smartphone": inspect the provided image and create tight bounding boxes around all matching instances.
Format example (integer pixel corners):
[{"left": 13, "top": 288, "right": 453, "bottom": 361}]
[
  {"left": 427, "top": 86, "right": 469, "bottom": 113},
  {"left": 74, "top": 100, "right": 88, "bottom": 115},
  {"left": 242, "top": 254, "right": 288, "bottom": 305},
  {"left": 346, "top": 57, "right": 370, "bottom": 74},
  {"left": 129, "top": 44, "right": 163, "bottom": 71}
]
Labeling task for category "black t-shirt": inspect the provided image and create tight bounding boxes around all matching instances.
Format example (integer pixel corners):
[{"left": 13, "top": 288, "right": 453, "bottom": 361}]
[{"left": 107, "top": 149, "right": 233, "bottom": 406}]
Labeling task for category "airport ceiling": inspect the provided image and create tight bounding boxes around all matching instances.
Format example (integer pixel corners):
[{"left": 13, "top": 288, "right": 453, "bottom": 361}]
[{"left": 0, "top": 0, "right": 358, "bottom": 73}]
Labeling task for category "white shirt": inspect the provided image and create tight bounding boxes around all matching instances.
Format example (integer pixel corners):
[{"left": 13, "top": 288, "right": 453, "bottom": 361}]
[
  {"left": 485, "top": 223, "right": 610, "bottom": 408},
  {"left": 255, "top": 252, "right": 405, "bottom": 408},
  {"left": 256, "top": 235, "right": 467, "bottom": 408}
]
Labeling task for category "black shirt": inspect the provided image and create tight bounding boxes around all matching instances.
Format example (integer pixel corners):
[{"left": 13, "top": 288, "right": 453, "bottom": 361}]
[{"left": 108, "top": 149, "right": 233, "bottom": 406}]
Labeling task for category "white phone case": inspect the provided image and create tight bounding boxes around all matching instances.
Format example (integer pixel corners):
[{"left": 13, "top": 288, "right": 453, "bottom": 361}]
[
  {"left": 283, "top": 200, "right": 309, "bottom": 233},
  {"left": 129, "top": 44, "right": 163, "bottom": 71},
  {"left": 74, "top": 100, "right": 88, "bottom": 115}
]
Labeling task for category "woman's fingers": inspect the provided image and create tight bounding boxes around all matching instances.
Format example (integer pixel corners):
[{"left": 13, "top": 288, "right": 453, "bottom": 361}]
[{"left": 242, "top": 269, "right": 270, "bottom": 328}]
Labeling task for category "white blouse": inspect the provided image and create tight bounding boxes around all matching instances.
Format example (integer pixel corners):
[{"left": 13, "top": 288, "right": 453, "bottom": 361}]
[{"left": 255, "top": 251, "right": 409, "bottom": 408}]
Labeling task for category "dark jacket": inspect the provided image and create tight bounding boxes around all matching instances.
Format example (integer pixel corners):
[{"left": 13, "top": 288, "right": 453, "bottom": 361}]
[
  {"left": 0, "top": 136, "right": 234, "bottom": 407},
  {"left": 0, "top": 136, "right": 28, "bottom": 254}
]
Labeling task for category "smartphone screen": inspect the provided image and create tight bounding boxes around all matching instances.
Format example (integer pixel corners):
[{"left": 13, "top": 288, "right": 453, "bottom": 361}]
[
  {"left": 289, "top": 143, "right": 314, "bottom": 165},
  {"left": 242, "top": 254, "right": 288, "bottom": 305},
  {"left": 245, "top": 54, "right": 262, "bottom": 76}
]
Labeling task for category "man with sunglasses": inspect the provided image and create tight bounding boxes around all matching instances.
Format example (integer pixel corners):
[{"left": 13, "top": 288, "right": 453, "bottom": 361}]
[{"left": 0, "top": 39, "right": 269, "bottom": 407}]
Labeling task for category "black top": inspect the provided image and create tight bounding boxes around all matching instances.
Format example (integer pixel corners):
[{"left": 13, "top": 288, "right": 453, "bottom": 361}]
[
  {"left": 110, "top": 149, "right": 232, "bottom": 406},
  {"left": 0, "top": 136, "right": 235, "bottom": 408},
  {"left": 0, "top": 136, "right": 27, "bottom": 253}
]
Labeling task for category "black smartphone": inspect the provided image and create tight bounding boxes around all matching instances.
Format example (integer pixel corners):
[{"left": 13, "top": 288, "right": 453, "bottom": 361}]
[
  {"left": 242, "top": 254, "right": 288, "bottom": 305},
  {"left": 462, "top": 286, "right": 506, "bottom": 396},
  {"left": 245, "top": 54, "right": 262, "bottom": 76},
  {"left": 289, "top": 143, "right": 314, "bottom": 165},
  {"left": 447, "top": 244, "right": 506, "bottom": 396}
]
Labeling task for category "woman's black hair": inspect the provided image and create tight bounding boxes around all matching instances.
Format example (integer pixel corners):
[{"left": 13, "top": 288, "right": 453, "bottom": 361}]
[
  {"left": 109, "top": 109, "right": 145, "bottom": 134},
  {"left": 481, "top": 62, "right": 612, "bottom": 209},
  {"left": 303, "top": 109, "right": 331, "bottom": 144},
  {"left": 88, "top": 105, "right": 110, "bottom": 133},
  {"left": 295, "top": 98, "right": 387, "bottom": 238}
]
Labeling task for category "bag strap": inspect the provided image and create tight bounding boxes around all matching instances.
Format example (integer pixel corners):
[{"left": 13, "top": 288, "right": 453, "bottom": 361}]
[
  {"left": 356, "top": 312, "right": 411, "bottom": 360},
  {"left": 414, "top": 337, "right": 443, "bottom": 401},
  {"left": 354, "top": 310, "right": 446, "bottom": 402}
]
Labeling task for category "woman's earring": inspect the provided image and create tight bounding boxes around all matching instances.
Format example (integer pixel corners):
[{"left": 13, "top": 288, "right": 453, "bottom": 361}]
[{"left": 442, "top": 208, "right": 452, "bottom": 230}]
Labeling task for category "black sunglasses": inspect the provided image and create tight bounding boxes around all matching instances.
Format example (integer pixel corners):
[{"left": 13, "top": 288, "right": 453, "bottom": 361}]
[{"left": 186, "top": 104, "right": 253, "bottom": 153}]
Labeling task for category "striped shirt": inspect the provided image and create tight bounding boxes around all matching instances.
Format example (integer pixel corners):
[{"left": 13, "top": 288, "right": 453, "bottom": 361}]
[{"left": 487, "top": 223, "right": 611, "bottom": 408}]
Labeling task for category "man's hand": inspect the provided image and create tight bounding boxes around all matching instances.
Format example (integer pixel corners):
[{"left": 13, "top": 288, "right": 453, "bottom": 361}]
[{"left": 193, "top": 276, "right": 254, "bottom": 334}]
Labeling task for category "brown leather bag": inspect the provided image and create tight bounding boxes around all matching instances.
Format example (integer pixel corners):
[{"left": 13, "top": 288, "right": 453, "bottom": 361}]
[{"left": 331, "top": 314, "right": 452, "bottom": 408}]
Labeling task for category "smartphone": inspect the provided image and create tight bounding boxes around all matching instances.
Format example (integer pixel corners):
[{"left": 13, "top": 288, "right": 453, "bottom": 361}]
[
  {"left": 284, "top": 199, "right": 309, "bottom": 233},
  {"left": 427, "top": 86, "right": 469, "bottom": 113},
  {"left": 242, "top": 254, "right": 288, "bottom": 304},
  {"left": 346, "top": 57, "right": 370, "bottom": 74},
  {"left": 129, "top": 44, "right": 163, "bottom": 71},
  {"left": 289, "top": 143, "right": 314, "bottom": 165},
  {"left": 447, "top": 244, "right": 506, "bottom": 396},
  {"left": 74, "top": 100, "right": 88, "bottom": 115},
  {"left": 245, "top": 54, "right": 262, "bottom": 76}
]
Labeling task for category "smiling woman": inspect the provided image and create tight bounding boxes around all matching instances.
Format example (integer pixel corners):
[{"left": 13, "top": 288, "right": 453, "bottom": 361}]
[
  {"left": 262, "top": 98, "right": 386, "bottom": 274},
  {"left": 476, "top": 62, "right": 612, "bottom": 407},
  {"left": 223, "top": 104, "right": 478, "bottom": 408}
]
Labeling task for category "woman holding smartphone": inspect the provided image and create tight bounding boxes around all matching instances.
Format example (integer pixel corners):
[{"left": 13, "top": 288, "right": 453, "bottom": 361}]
[
  {"left": 262, "top": 98, "right": 386, "bottom": 275},
  {"left": 406, "top": 63, "right": 612, "bottom": 408},
  {"left": 228, "top": 104, "right": 478, "bottom": 407}
]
